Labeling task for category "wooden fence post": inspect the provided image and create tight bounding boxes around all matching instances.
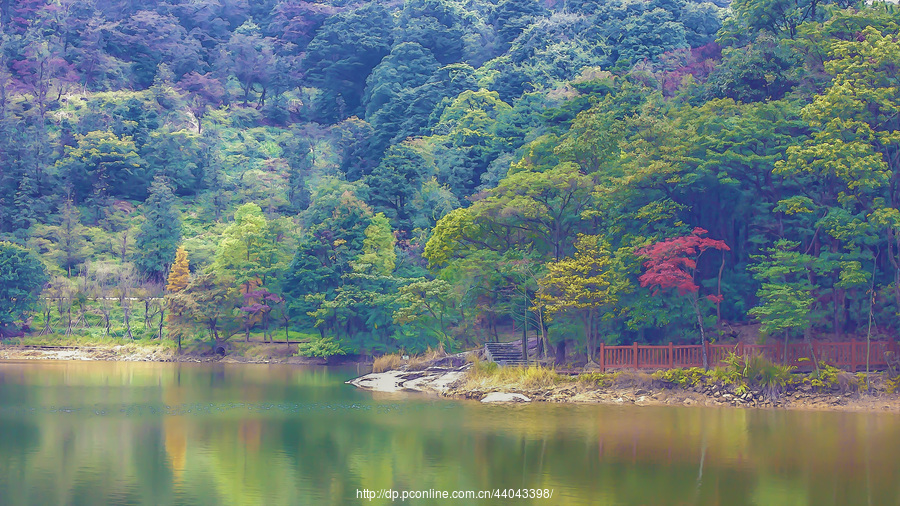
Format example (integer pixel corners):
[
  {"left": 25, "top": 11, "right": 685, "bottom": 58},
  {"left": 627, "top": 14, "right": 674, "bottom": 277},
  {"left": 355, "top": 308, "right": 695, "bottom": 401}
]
[
  {"left": 599, "top": 342, "right": 605, "bottom": 372},
  {"left": 739, "top": 341, "right": 744, "bottom": 360},
  {"left": 633, "top": 342, "right": 638, "bottom": 369},
  {"left": 850, "top": 340, "right": 857, "bottom": 373},
  {"left": 668, "top": 342, "right": 674, "bottom": 369}
]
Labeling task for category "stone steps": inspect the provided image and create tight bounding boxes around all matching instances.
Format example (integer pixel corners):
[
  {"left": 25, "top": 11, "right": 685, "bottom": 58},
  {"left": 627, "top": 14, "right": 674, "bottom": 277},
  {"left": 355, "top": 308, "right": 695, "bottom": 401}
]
[{"left": 485, "top": 342, "right": 529, "bottom": 366}]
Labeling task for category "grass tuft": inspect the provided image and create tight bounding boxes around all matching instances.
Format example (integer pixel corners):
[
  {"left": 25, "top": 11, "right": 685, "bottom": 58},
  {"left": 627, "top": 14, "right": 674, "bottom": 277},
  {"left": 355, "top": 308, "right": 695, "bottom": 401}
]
[
  {"left": 373, "top": 354, "right": 402, "bottom": 373},
  {"left": 465, "top": 357, "right": 561, "bottom": 390}
]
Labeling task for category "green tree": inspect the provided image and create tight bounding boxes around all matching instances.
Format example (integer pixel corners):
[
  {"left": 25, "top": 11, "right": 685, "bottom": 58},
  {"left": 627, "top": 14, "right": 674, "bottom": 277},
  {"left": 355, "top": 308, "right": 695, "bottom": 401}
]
[
  {"left": 776, "top": 25, "right": 900, "bottom": 325},
  {"left": 166, "top": 272, "right": 239, "bottom": 344},
  {"left": 357, "top": 213, "right": 397, "bottom": 275},
  {"left": 537, "top": 235, "right": 629, "bottom": 366},
  {"left": 29, "top": 199, "right": 93, "bottom": 277},
  {"left": 55, "top": 130, "right": 146, "bottom": 218},
  {"left": 302, "top": 4, "right": 394, "bottom": 121},
  {"left": 212, "top": 202, "right": 290, "bottom": 295},
  {"left": 393, "top": 277, "right": 456, "bottom": 346},
  {"left": 0, "top": 242, "right": 48, "bottom": 332},
  {"left": 749, "top": 239, "right": 822, "bottom": 363},
  {"left": 135, "top": 176, "right": 182, "bottom": 281}
]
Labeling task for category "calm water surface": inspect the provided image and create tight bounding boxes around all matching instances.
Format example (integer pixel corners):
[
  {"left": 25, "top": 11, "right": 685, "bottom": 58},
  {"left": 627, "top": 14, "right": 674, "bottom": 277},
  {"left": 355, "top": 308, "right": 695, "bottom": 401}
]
[{"left": 0, "top": 360, "right": 899, "bottom": 505}]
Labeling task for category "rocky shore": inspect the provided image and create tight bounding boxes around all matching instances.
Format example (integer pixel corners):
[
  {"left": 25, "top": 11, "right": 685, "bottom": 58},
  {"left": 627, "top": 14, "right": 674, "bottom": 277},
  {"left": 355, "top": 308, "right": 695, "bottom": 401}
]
[{"left": 349, "top": 363, "right": 900, "bottom": 412}]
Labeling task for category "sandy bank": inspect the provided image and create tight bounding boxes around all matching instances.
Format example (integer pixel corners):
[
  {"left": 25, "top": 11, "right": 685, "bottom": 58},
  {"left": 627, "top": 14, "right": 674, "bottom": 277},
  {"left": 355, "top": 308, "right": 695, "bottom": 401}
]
[{"left": 0, "top": 344, "right": 329, "bottom": 365}]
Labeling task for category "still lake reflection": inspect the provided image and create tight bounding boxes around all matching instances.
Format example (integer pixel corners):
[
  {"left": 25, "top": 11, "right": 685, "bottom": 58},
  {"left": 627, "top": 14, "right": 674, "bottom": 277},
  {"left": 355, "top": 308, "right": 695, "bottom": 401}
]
[{"left": 0, "top": 360, "right": 898, "bottom": 505}]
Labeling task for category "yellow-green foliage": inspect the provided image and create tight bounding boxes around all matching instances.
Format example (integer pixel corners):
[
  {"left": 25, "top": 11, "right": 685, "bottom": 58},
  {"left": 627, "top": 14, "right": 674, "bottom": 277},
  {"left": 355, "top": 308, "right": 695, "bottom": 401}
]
[
  {"left": 166, "top": 246, "right": 190, "bottom": 292},
  {"left": 650, "top": 352, "right": 796, "bottom": 398},
  {"left": 885, "top": 375, "right": 900, "bottom": 394},
  {"left": 652, "top": 367, "right": 709, "bottom": 388},
  {"left": 373, "top": 354, "right": 402, "bottom": 373},
  {"left": 805, "top": 363, "right": 842, "bottom": 390},
  {"left": 855, "top": 373, "right": 870, "bottom": 392},
  {"left": 577, "top": 372, "right": 615, "bottom": 387},
  {"left": 466, "top": 358, "right": 561, "bottom": 390}
]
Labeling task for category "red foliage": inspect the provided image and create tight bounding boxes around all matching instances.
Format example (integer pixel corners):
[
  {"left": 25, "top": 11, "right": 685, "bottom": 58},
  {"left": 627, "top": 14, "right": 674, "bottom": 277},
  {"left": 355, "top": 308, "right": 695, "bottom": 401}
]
[
  {"left": 635, "top": 228, "right": 730, "bottom": 297},
  {"left": 656, "top": 43, "right": 722, "bottom": 97}
]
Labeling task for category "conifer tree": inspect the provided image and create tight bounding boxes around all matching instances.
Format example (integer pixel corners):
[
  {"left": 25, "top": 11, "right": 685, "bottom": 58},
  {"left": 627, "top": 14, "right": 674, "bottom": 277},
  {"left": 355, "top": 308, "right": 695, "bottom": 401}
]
[
  {"left": 135, "top": 176, "right": 182, "bottom": 281},
  {"left": 165, "top": 246, "right": 190, "bottom": 353},
  {"left": 166, "top": 246, "right": 190, "bottom": 293}
]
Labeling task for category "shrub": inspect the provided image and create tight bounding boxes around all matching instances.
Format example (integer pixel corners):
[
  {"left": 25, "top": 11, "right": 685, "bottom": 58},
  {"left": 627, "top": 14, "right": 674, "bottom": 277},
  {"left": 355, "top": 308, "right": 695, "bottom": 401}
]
[
  {"left": 885, "top": 375, "right": 900, "bottom": 394},
  {"left": 855, "top": 373, "right": 870, "bottom": 393},
  {"left": 296, "top": 336, "right": 346, "bottom": 359},
  {"left": 652, "top": 367, "right": 709, "bottom": 388},
  {"left": 577, "top": 372, "right": 615, "bottom": 387},
  {"left": 806, "top": 363, "right": 844, "bottom": 391},
  {"left": 743, "top": 354, "right": 795, "bottom": 398}
]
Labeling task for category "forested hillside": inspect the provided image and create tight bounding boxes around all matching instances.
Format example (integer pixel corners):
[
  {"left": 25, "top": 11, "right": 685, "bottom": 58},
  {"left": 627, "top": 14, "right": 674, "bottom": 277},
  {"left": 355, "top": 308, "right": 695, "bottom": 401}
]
[{"left": 1, "top": 0, "right": 898, "bottom": 361}]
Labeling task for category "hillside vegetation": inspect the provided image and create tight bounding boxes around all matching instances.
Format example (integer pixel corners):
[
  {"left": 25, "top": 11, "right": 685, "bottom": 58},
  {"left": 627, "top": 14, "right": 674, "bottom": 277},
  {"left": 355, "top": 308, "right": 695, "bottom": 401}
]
[{"left": 1, "top": 0, "right": 899, "bottom": 361}]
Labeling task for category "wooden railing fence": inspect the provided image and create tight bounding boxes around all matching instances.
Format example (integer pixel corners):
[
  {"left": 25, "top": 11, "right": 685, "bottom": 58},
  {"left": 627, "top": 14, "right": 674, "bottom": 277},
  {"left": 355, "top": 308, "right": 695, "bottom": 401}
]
[{"left": 596, "top": 340, "right": 900, "bottom": 372}]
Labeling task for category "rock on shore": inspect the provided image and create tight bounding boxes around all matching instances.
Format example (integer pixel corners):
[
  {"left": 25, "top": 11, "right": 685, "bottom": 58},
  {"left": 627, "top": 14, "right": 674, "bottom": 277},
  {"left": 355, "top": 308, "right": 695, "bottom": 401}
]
[
  {"left": 480, "top": 392, "right": 531, "bottom": 403},
  {"left": 347, "top": 367, "right": 468, "bottom": 394}
]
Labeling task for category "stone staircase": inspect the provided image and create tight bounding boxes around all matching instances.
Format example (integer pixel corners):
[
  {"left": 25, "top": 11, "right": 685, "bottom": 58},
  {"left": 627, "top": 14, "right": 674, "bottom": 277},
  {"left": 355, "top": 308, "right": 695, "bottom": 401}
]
[{"left": 484, "top": 341, "right": 529, "bottom": 366}]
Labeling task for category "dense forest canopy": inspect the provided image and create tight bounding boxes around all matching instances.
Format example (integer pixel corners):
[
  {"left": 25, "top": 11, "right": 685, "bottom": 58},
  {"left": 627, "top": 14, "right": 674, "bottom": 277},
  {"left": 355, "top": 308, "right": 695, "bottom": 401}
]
[{"left": 1, "top": 0, "right": 899, "bottom": 361}]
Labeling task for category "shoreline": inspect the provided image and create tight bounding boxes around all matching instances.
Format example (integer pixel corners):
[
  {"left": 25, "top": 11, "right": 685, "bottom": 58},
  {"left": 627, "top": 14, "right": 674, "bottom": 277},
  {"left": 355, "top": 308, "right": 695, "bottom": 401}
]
[
  {"left": 349, "top": 364, "right": 900, "bottom": 413},
  {"left": 0, "top": 343, "right": 332, "bottom": 365},
  {"left": 5, "top": 343, "right": 900, "bottom": 414}
]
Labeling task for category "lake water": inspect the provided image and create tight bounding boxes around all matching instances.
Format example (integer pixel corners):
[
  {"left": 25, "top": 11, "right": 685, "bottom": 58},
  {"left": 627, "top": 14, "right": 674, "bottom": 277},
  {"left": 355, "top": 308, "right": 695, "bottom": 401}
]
[{"left": 0, "top": 360, "right": 898, "bottom": 505}]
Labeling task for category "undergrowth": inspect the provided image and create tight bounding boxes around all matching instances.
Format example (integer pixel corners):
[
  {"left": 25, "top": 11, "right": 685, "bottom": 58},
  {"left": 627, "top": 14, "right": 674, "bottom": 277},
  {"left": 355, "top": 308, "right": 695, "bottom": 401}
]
[
  {"left": 372, "top": 354, "right": 402, "bottom": 373},
  {"left": 465, "top": 357, "right": 562, "bottom": 389},
  {"left": 803, "top": 362, "right": 859, "bottom": 393},
  {"left": 886, "top": 375, "right": 900, "bottom": 394},
  {"left": 652, "top": 353, "right": 796, "bottom": 398}
]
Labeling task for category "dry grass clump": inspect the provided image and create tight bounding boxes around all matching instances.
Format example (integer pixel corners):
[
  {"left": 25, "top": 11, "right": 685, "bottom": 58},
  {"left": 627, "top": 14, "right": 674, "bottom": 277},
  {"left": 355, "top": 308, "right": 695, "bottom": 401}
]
[
  {"left": 464, "top": 358, "right": 562, "bottom": 390},
  {"left": 612, "top": 369, "right": 654, "bottom": 389},
  {"left": 373, "top": 353, "right": 402, "bottom": 373},
  {"left": 407, "top": 347, "right": 448, "bottom": 371}
]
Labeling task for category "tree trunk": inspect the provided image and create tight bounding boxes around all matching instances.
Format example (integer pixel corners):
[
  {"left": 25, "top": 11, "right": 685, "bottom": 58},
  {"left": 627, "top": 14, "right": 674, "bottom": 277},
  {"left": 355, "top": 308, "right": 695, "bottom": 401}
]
[
  {"left": 555, "top": 340, "right": 566, "bottom": 366},
  {"left": 123, "top": 306, "right": 133, "bottom": 340},
  {"left": 522, "top": 297, "right": 528, "bottom": 364},
  {"left": 584, "top": 312, "right": 596, "bottom": 365},
  {"left": 865, "top": 250, "right": 878, "bottom": 392},
  {"left": 692, "top": 296, "right": 708, "bottom": 369},
  {"left": 157, "top": 307, "right": 165, "bottom": 341}
]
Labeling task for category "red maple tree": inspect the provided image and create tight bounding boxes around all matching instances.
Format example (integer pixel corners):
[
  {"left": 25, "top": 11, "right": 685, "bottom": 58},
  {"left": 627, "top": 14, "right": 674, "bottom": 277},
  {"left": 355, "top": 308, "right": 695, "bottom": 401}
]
[{"left": 636, "top": 228, "right": 730, "bottom": 368}]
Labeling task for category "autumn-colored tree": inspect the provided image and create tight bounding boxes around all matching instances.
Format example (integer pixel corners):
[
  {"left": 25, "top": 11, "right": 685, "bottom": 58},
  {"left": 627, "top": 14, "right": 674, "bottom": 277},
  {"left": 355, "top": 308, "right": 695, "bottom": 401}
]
[
  {"left": 166, "top": 246, "right": 190, "bottom": 293},
  {"left": 537, "top": 235, "right": 629, "bottom": 366},
  {"left": 636, "top": 228, "right": 729, "bottom": 368},
  {"left": 238, "top": 289, "right": 283, "bottom": 342}
]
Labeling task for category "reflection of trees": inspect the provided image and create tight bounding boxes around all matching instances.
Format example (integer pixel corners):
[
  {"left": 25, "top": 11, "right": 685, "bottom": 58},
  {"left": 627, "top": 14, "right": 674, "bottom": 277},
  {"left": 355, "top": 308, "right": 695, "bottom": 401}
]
[{"left": 1, "top": 362, "right": 899, "bottom": 505}]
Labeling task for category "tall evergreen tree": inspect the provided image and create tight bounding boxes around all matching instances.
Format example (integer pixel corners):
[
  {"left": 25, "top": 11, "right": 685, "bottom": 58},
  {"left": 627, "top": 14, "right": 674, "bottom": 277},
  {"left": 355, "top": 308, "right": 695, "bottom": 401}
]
[{"left": 135, "top": 176, "right": 182, "bottom": 281}]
